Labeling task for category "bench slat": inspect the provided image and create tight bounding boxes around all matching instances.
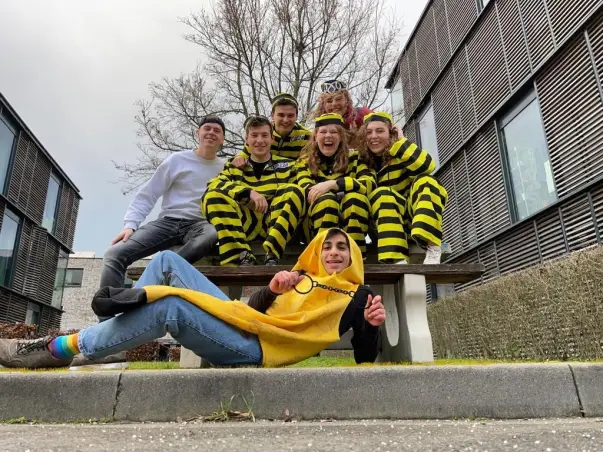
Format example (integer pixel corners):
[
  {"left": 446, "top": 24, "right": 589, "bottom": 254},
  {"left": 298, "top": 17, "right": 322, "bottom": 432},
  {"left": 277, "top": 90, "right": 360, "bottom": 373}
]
[{"left": 127, "top": 263, "right": 484, "bottom": 285}]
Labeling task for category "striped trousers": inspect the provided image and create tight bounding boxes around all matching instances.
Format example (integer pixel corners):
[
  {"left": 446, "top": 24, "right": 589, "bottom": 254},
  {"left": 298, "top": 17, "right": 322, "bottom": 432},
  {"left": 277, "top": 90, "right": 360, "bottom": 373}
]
[
  {"left": 370, "top": 176, "right": 447, "bottom": 263},
  {"left": 202, "top": 184, "right": 306, "bottom": 265},
  {"left": 307, "top": 192, "right": 370, "bottom": 253},
  {"left": 369, "top": 187, "right": 408, "bottom": 263}
]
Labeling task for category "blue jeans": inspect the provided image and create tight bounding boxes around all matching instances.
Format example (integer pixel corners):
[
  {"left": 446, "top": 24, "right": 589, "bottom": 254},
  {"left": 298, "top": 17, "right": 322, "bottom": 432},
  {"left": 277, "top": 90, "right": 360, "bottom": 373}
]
[
  {"left": 78, "top": 251, "right": 263, "bottom": 366},
  {"left": 100, "top": 217, "right": 218, "bottom": 289}
]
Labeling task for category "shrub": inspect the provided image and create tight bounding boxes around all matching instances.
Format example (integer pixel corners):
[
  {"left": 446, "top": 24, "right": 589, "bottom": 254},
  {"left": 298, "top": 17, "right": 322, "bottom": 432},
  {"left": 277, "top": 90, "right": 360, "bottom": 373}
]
[
  {"left": 0, "top": 322, "right": 38, "bottom": 339},
  {"left": 428, "top": 245, "right": 603, "bottom": 360}
]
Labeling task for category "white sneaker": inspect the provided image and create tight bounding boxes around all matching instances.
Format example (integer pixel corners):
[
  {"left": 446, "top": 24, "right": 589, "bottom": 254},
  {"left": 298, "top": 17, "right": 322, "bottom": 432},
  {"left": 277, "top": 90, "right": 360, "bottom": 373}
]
[
  {"left": 394, "top": 259, "right": 408, "bottom": 265},
  {"left": 423, "top": 246, "right": 442, "bottom": 264}
]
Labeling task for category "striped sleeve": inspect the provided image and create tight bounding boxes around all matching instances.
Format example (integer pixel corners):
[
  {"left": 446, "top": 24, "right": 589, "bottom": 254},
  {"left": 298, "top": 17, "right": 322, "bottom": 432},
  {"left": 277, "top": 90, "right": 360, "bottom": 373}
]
[
  {"left": 355, "top": 158, "right": 377, "bottom": 196},
  {"left": 292, "top": 160, "right": 315, "bottom": 189},
  {"left": 389, "top": 138, "right": 436, "bottom": 177},
  {"left": 206, "top": 163, "right": 250, "bottom": 201},
  {"left": 334, "top": 154, "right": 367, "bottom": 195}
]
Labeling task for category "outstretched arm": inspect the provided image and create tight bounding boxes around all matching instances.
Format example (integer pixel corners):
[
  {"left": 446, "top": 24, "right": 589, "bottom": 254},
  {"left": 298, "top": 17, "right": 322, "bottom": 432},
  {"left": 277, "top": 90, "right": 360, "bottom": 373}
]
[
  {"left": 247, "top": 271, "right": 305, "bottom": 313},
  {"left": 124, "top": 155, "right": 175, "bottom": 230}
]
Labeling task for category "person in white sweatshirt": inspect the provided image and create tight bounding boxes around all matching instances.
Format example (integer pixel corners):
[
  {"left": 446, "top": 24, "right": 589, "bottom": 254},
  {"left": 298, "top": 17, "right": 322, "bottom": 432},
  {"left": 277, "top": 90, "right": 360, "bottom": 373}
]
[{"left": 100, "top": 115, "right": 226, "bottom": 290}]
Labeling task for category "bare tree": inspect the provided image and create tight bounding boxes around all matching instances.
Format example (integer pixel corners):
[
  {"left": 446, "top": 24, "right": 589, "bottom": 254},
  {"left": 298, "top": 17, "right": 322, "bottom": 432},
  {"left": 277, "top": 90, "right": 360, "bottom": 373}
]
[{"left": 115, "top": 0, "right": 401, "bottom": 194}]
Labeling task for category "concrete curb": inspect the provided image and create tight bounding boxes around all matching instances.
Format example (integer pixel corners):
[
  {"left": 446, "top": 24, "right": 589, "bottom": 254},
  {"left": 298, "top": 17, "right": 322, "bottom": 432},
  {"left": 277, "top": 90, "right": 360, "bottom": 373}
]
[{"left": 0, "top": 363, "right": 599, "bottom": 422}]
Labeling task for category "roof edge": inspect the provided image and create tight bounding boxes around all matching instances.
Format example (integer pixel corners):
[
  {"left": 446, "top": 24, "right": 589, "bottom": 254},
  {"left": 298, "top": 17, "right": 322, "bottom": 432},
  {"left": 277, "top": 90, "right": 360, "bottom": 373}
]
[
  {"left": 385, "top": 0, "right": 435, "bottom": 89},
  {"left": 0, "top": 92, "right": 82, "bottom": 197}
]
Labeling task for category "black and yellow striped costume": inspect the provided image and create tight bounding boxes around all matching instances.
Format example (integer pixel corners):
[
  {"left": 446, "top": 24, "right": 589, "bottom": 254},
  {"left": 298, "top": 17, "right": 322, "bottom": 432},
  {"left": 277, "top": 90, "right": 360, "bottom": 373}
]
[
  {"left": 368, "top": 138, "right": 448, "bottom": 263},
  {"left": 272, "top": 123, "right": 312, "bottom": 160},
  {"left": 237, "top": 123, "right": 312, "bottom": 161},
  {"left": 297, "top": 152, "right": 373, "bottom": 253},
  {"left": 202, "top": 153, "right": 312, "bottom": 265}
]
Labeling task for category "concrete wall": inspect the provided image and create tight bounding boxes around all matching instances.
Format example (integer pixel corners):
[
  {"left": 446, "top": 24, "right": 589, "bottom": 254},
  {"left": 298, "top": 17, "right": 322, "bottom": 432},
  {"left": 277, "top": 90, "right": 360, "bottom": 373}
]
[{"left": 60, "top": 257, "right": 149, "bottom": 330}]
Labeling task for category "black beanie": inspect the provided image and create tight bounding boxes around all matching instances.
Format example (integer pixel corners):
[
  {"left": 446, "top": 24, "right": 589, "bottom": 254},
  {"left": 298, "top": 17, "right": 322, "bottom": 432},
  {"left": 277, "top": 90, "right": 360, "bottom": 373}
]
[{"left": 198, "top": 115, "right": 225, "bottom": 134}]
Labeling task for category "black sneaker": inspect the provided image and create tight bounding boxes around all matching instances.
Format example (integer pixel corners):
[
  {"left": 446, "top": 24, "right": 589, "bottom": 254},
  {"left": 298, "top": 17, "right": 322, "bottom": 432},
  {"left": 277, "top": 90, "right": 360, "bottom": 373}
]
[
  {"left": 0, "top": 337, "right": 73, "bottom": 369},
  {"left": 238, "top": 251, "right": 257, "bottom": 266},
  {"left": 264, "top": 254, "right": 279, "bottom": 266}
]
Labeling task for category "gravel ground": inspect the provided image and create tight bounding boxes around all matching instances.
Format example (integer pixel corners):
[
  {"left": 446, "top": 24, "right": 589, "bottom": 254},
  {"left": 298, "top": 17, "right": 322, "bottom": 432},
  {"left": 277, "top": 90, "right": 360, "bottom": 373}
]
[{"left": 1, "top": 418, "right": 603, "bottom": 451}]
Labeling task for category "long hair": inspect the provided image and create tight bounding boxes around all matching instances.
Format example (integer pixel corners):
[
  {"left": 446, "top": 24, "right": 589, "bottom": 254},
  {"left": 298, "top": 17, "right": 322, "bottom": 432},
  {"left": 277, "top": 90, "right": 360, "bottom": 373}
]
[
  {"left": 357, "top": 121, "right": 400, "bottom": 170},
  {"left": 300, "top": 125, "right": 350, "bottom": 177}
]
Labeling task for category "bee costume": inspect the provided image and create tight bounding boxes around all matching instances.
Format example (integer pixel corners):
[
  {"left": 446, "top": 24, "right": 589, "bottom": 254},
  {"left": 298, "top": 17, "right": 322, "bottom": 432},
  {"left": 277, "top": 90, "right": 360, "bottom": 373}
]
[
  {"left": 362, "top": 112, "right": 448, "bottom": 263},
  {"left": 297, "top": 113, "right": 373, "bottom": 253}
]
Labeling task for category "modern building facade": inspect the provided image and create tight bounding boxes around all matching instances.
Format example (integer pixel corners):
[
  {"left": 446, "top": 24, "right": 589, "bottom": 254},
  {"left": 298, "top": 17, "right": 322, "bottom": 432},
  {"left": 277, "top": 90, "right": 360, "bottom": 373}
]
[
  {"left": 387, "top": 0, "right": 603, "bottom": 298},
  {"left": 60, "top": 253, "right": 140, "bottom": 331},
  {"left": 0, "top": 93, "right": 81, "bottom": 332}
]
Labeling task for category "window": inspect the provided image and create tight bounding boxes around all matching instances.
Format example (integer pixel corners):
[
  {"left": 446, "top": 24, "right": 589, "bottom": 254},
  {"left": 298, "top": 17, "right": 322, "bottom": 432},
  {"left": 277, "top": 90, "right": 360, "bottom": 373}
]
[
  {"left": 0, "top": 114, "right": 16, "bottom": 193},
  {"left": 64, "top": 268, "right": 84, "bottom": 287},
  {"left": 42, "top": 173, "right": 61, "bottom": 232},
  {"left": 501, "top": 96, "right": 557, "bottom": 222},
  {"left": 25, "top": 302, "right": 40, "bottom": 327},
  {"left": 390, "top": 77, "right": 405, "bottom": 127},
  {"left": 0, "top": 209, "right": 20, "bottom": 287},
  {"left": 418, "top": 104, "right": 441, "bottom": 170},
  {"left": 52, "top": 250, "right": 69, "bottom": 309}
]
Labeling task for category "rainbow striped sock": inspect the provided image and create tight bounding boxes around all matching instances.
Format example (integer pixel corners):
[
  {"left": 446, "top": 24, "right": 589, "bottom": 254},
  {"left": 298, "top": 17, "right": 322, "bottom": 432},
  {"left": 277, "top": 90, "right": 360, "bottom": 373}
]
[{"left": 48, "top": 333, "right": 80, "bottom": 359}]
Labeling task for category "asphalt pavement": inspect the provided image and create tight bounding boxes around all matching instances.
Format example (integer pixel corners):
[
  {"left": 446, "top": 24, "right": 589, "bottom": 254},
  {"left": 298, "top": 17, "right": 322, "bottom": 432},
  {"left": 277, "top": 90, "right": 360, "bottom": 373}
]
[{"left": 1, "top": 418, "right": 603, "bottom": 451}]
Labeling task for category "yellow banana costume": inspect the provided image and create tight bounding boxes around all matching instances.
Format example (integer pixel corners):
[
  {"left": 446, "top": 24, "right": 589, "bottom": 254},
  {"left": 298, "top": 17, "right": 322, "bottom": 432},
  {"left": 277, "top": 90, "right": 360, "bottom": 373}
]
[{"left": 143, "top": 229, "right": 363, "bottom": 367}]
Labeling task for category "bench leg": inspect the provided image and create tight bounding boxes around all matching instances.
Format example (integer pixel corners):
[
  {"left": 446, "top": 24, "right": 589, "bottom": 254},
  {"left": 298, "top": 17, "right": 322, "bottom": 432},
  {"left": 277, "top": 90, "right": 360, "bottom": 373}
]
[
  {"left": 179, "top": 285, "right": 243, "bottom": 369},
  {"left": 378, "top": 274, "right": 434, "bottom": 363}
]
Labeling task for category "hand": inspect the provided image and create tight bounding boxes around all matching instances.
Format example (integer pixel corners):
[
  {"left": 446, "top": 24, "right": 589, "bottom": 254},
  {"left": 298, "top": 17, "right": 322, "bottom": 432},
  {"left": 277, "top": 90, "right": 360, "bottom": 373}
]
[
  {"left": 248, "top": 190, "right": 268, "bottom": 213},
  {"left": 308, "top": 180, "right": 337, "bottom": 204},
  {"left": 232, "top": 155, "right": 248, "bottom": 168},
  {"left": 364, "top": 294, "right": 386, "bottom": 327},
  {"left": 269, "top": 271, "right": 305, "bottom": 294},
  {"left": 111, "top": 228, "right": 134, "bottom": 245}
]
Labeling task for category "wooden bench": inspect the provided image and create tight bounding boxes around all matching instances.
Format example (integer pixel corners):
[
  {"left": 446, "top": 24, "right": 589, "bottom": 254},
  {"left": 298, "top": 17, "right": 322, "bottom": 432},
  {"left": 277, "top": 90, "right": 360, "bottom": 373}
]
[{"left": 127, "top": 261, "right": 484, "bottom": 365}]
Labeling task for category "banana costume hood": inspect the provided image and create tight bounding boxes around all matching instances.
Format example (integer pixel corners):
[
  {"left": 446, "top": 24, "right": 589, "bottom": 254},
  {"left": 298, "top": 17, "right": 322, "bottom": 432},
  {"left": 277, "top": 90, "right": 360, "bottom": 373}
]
[{"left": 143, "top": 229, "right": 364, "bottom": 367}]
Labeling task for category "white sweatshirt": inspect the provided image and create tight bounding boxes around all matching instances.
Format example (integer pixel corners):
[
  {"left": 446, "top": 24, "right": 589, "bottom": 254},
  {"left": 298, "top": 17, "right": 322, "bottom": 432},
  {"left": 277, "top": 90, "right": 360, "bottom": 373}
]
[{"left": 124, "top": 150, "right": 225, "bottom": 230}]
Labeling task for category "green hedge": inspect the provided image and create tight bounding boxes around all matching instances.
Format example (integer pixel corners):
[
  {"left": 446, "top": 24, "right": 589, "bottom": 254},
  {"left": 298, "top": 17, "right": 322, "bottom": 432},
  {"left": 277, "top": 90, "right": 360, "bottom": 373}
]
[{"left": 428, "top": 246, "right": 603, "bottom": 360}]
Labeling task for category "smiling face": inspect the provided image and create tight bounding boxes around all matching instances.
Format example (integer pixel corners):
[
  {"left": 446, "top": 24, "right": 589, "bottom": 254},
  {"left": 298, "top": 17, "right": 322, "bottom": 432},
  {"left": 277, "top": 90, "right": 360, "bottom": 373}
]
[
  {"left": 197, "top": 123, "right": 225, "bottom": 150},
  {"left": 272, "top": 105, "right": 298, "bottom": 137},
  {"left": 321, "top": 232, "right": 351, "bottom": 274},
  {"left": 323, "top": 93, "right": 348, "bottom": 116},
  {"left": 246, "top": 124, "right": 273, "bottom": 161},
  {"left": 316, "top": 125, "right": 342, "bottom": 157},
  {"left": 365, "top": 121, "right": 391, "bottom": 155}
]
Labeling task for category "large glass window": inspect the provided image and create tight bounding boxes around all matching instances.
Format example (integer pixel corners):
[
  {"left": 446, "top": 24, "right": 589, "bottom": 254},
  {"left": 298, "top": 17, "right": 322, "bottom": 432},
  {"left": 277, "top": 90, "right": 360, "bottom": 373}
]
[
  {"left": 0, "top": 115, "right": 16, "bottom": 193},
  {"left": 418, "top": 104, "right": 441, "bottom": 170},
  {"left": 0, "top": 209, "right": 20, "bottom": 287},
  {"left": 42, "top": 173, "right": 61, "bottom": 232},
  {"left": 502, "top": 97, "right": 557, "bottom": 221},
  {"left": 64, "top": 268, "right": 84, "bottom": 287},
  {"left": 52, "top": 250, "right": 69, "bottom": 309}
]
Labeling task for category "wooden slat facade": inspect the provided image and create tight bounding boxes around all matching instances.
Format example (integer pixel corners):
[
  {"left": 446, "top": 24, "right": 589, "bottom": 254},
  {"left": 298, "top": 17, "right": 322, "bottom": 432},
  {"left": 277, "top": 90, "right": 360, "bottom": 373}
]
[
  {"left": 0, "top": 93, "right": 81, "bottom": 333},
  {"left": 390, "top": 1, "right": 603, "bottom": 298}
]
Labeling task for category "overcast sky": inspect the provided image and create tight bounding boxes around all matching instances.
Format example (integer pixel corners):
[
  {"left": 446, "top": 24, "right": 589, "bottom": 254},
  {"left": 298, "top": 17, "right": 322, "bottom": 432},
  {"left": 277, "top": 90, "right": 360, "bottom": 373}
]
[{"left": 0, "top": 0, "right": 426, "bottom": 256}]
